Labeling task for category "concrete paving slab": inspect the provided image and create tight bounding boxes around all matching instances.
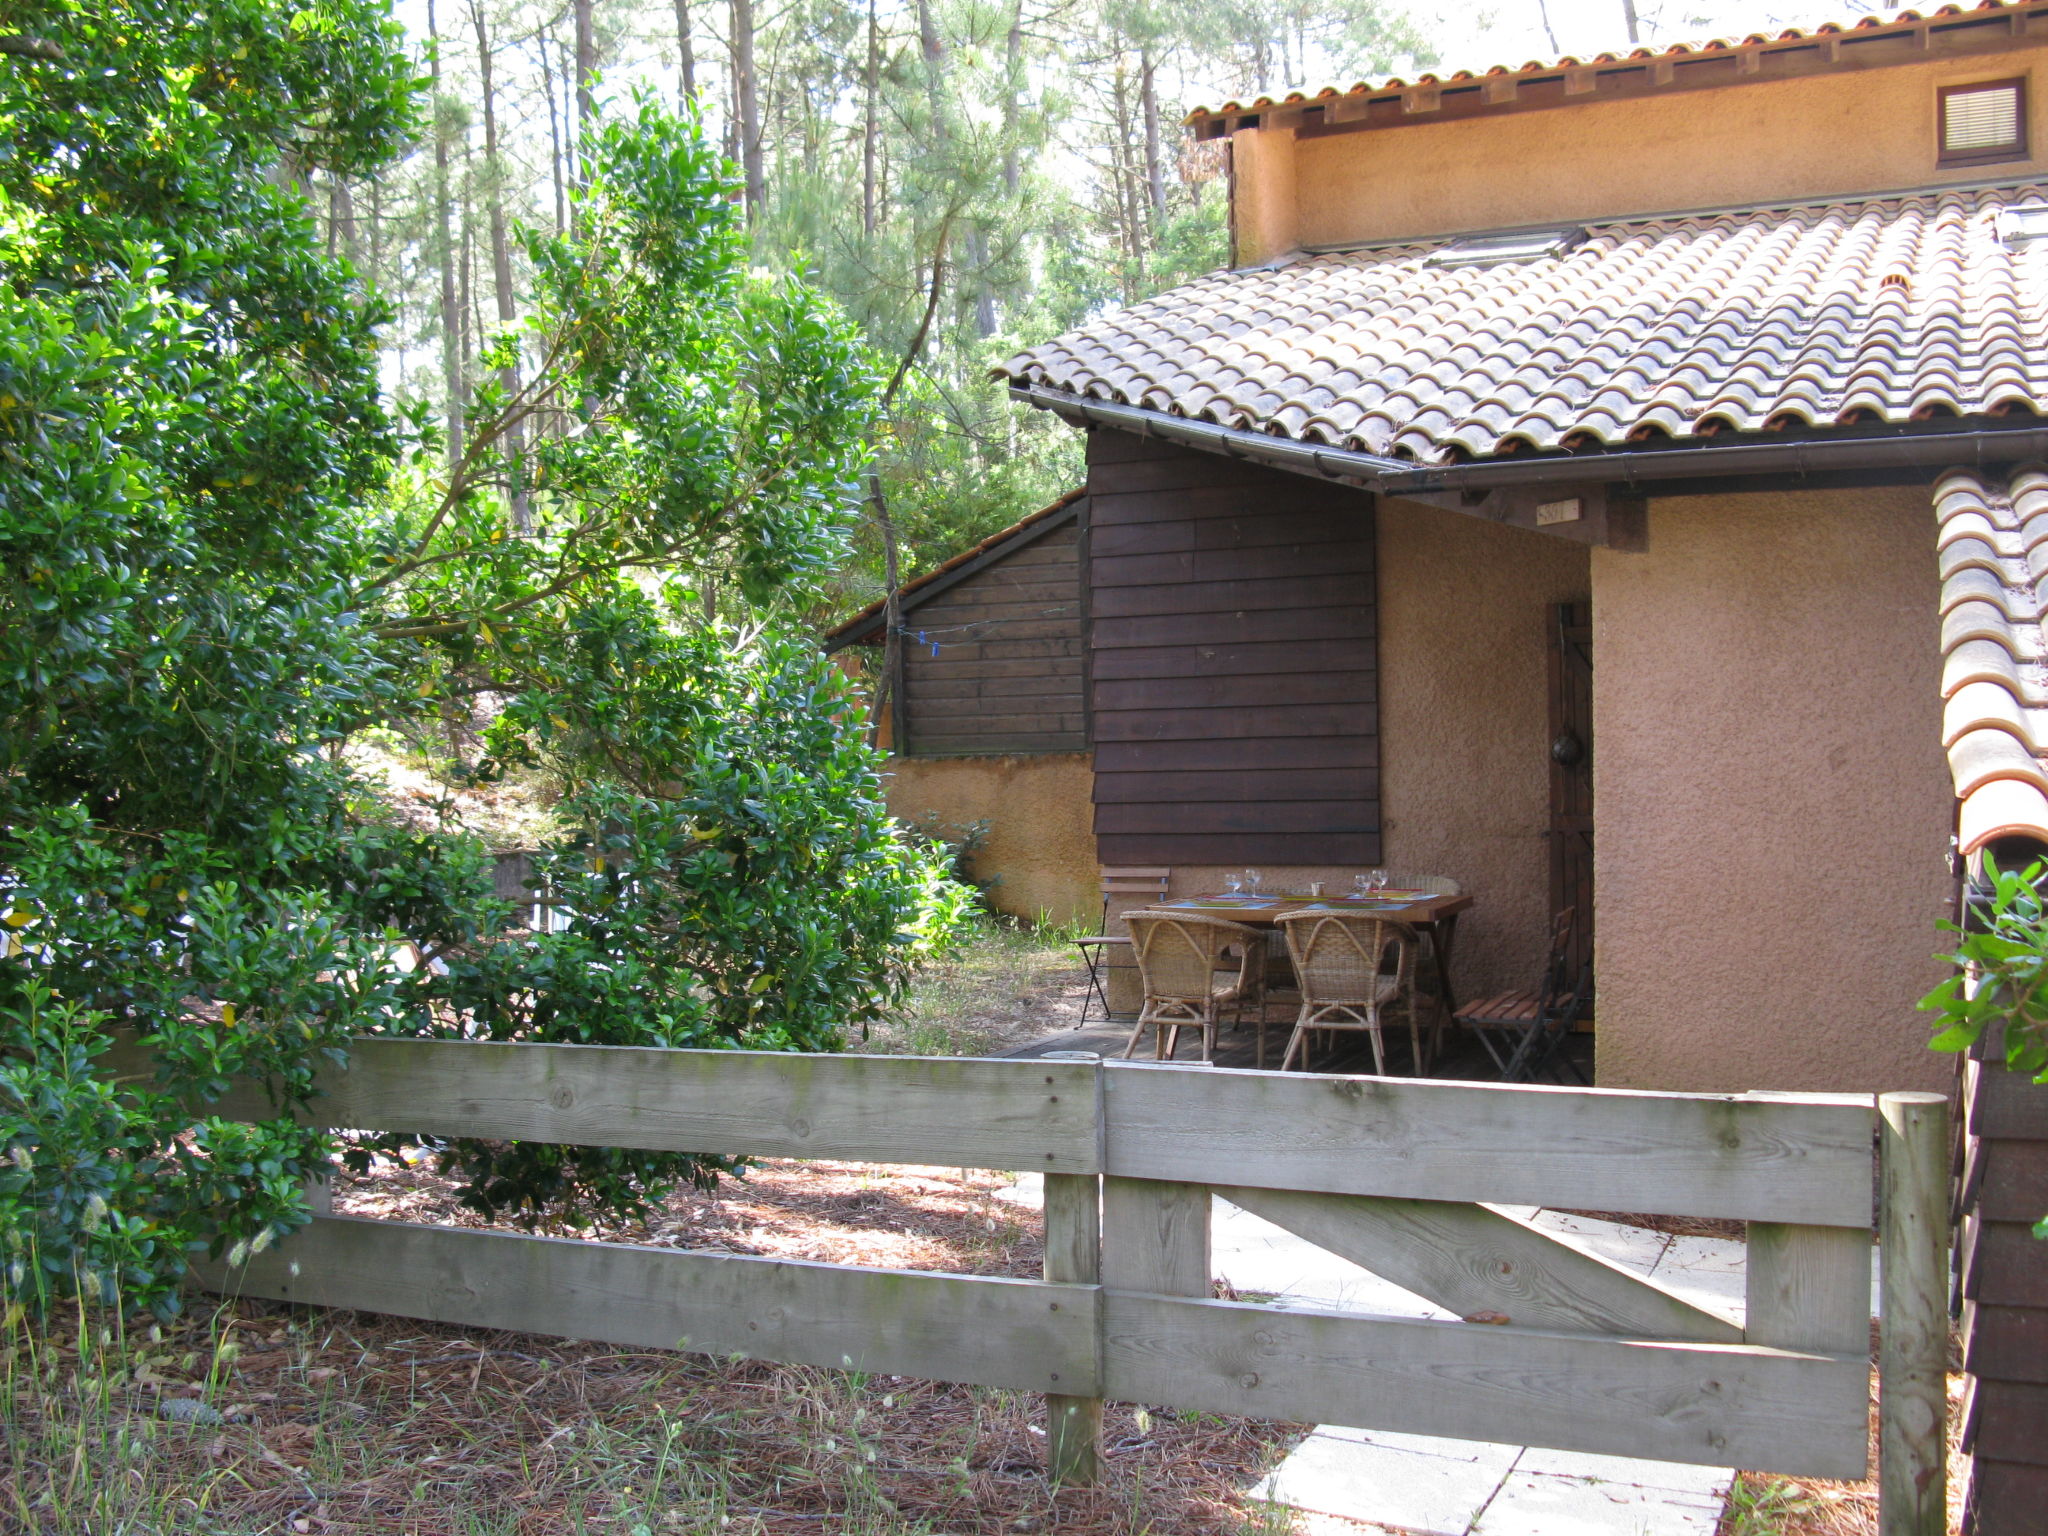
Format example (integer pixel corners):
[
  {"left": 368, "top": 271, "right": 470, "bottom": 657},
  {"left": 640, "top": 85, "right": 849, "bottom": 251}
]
[
  {"left": 1475, "top": 1465, "right": 1725, "bottom": 1536},
  {"left": 1213, "top": 1198, "right": 1453, "bottom": 1320},
  {"left": 1522, "top": 1211, "right": 1670, "bottom": 1274},
  {"left": 1255, "top": 1427, "right": 1519, "bottom": 1535},
  {"left": 1511, "top": 1446, "right": 1735, "bottom": 1498},
  {"left": 1647, "top": 1235, "right": 1749, "bottom": 1318}
]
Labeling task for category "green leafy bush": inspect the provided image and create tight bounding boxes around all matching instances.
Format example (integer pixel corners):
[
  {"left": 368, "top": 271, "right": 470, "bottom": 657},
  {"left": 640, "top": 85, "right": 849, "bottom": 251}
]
[
  {"left": 1921, "top": 857, "right": 2048, "bottom": 1236},
  {"left": 370, "top": 615, "right": 974, "bottom": 1226},
  {"left": 0, "top": 3, "right": 970, "bottom": 1315}
]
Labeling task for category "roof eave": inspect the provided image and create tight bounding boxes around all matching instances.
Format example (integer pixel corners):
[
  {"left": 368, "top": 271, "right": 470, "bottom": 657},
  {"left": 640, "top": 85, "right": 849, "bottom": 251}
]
[{"left": 1011, "top": 384, "right": 2048, "bottom": 496}]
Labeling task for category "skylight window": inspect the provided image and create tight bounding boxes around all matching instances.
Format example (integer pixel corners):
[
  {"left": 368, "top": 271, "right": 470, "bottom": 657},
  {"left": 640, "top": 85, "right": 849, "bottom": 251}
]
[
  {"left": 1425, "top": 227, "right": 1586, "bottom": 270},
  {"left": 1940, "top": 78, "right": 2028, "bottom": 166},
  {"left": 1998, "top": 205, "right": 2048, "bottom": 246}
]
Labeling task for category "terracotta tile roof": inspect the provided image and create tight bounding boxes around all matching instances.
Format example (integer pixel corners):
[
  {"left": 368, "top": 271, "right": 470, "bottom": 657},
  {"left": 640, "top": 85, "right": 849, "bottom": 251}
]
[
  {"left": 1001, "top": 183, "right": 2048, "bottom": 467},
  {"left": 1185, "top": 0, "right": 2044, "bottom": 125},
  {"left": 823, "top": 489, "right": 1083, "bottom": 648},
  {"left": 1936, "top": 465, "right": 2048, "bottom": 853}
]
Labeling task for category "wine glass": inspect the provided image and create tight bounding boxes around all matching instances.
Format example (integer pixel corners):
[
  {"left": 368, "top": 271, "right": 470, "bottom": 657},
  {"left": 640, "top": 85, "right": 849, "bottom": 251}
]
[
  {"left": 1352, "top": 872, "right": 1373, "bottom": 898},
  {"left": 1222, "top": 871, "right": 1242, "bottom": 896},
  {"left": 1245, "top": 868, "right": 1263, "bottom": 896},
  {"left": 1368, "top": 867, "right": 1389, "bottom": 894}
]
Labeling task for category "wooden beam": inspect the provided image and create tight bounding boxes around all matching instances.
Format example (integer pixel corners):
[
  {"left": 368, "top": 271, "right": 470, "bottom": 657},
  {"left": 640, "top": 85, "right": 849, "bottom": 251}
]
[
  {"left": 1103, "top": 1177, "right": 1210, "bottom": 1295},
  {"left": 198, "top": 1215, "right": 1098, "bottom": 1396},
  {"left": 1746, "top": 1222, "right": 1872, "bottom": 1355},
  {"left": 1218, "top": 1185, "right": 1742, "bottom": 1342},
  {"left": 1385, "top": 483, "right": 1647, "bottom": 550},
  {"left": 107, "top": 1037, "right": 1101, "bottom": 1175},
  {"left": 1879, "top": 1092, "right": 1950, "bottom": 1536},
  {"left": 1100, "top": 1290, "right": 1869, "bottom": 1479},
  {"left": 1043, "top": 1172, "right": 1104, "bottom": 1485},
  {"left": 1102, "top": 1065, "right": 1875, "bottom": 1226}
]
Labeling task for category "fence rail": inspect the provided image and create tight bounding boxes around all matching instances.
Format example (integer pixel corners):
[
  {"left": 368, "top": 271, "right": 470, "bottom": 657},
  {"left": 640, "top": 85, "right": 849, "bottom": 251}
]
[{"left": 117, "top": 1037, "right": 1945, "bottom": 1533}]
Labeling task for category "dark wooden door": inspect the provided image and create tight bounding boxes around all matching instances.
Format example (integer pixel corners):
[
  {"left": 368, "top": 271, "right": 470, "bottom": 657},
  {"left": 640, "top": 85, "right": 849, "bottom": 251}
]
[{"left": 1548, "top": 602, "right": 1594, "bottom": 998}]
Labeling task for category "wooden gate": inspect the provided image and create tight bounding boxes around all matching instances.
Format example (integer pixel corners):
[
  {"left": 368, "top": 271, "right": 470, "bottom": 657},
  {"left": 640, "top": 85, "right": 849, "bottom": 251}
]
[{"left": 126, "top": 1041, "right": 1948, "bottom": 1535}]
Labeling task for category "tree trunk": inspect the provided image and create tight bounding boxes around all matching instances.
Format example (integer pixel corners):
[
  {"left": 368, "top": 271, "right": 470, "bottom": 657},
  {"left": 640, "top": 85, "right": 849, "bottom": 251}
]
[
  {"left": 574, "top": 0, "right": 596, "bottom": 166},
  {"left": 427, "top": 0, "right": 464, "bottom": 465},
  {"left": 862, "top": 0, "right": 879, "bottom": 236},
  {"left": 730, "top": 0, "right": 764, "bottom": 217},
  {"left": 538, "top": 24, "right": 567, "bottom": 234},
  {"left": 472, "top": 0, "right": 528, "bottom": 527},
  {"left": 867, "top": 469, "right": 903, "bottom": 754},
  {"left": 1620, "top": 0, "right": 1640, "bottom": 45},
  {"left": 1140, "top": 44, "right": 1166, "bottom": 236},
  {"left": 326, "top": 178, "right": 359, "bottom": 264},
  {"left": 673, "top": 0, "right": 696, "bottom": 100},
  {"left": 916, "top": 0, "right": 942, "bottom": 120},
  {"left": 968, "top": 225, "right": 995, "bottom": 336},
  {"left": 1002, "top": 2, "right": 1022, "bottom": 197},
  {"left": 1111, "top": 61, "right": 1143, "bottom": 300}
]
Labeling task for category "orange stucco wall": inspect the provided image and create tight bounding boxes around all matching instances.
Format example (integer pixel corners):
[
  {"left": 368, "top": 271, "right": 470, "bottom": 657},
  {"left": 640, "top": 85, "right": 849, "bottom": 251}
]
[
  {"left": 881, "top": 752, "right": 1097, "bottom": 927},
  {"left": 1590, "top": 487, "right": 1952, "bottom": 1093},
  {"left": 1376, "top": 499, "right": 1592, "bottom": 1003},
  {"left": 1231, "top": 44, "right": 2048, "bottom": 260}
]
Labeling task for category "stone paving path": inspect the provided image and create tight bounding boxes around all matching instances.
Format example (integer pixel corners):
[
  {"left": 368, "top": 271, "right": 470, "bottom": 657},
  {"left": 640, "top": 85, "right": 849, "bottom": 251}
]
[{"left": 998, "top": 1175, "right": 1878, "bottom": 1535}]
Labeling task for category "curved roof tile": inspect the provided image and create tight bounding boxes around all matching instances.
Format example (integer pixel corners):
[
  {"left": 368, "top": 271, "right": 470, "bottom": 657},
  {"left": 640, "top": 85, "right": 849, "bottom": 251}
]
[
  {"left": 1001, "top": 183, "right": 2048, "bottom": 467},
  {"left": 1935, "top": 467, "right": 2048, "bottom": 853}
]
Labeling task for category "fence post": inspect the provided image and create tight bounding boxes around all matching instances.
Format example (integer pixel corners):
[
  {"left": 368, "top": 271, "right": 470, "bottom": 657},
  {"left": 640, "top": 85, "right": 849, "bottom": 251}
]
[
  {"left": 1879, "top": 1090, "right": 1949, "bottom": 1536},
  {"left": 1042, "top": 1171, "right": 1102, "bottom": 1487}
]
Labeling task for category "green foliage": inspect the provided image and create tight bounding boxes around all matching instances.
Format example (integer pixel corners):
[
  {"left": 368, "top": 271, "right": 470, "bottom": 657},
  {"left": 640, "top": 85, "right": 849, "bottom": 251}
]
[
  {"left": 0, "top": 0, "right": 425, "bottom": 1315},
  {"left": 370, "top": 618, "right": 974, "bottom": 1226},
  {"left": 0, "top": 7, "right": 972, "bottom": 1313},
  {"left": 1921, "top": 858, "right": 2048, "bottom": 1237},
  {"left": 378, "top": 92, "right": 881, "bottom": 646}
]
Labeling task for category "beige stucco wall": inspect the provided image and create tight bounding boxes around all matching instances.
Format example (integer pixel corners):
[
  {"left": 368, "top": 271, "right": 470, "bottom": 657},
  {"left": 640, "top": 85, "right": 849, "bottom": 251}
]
[
  {"left": 1591, "top": 487, "right": 1952, "bottom": 1093},
  {"left": 882, "top": 752, "right": 1097, "bottom": 928},
  {"left": 1253, "top": 46, "right": 2048, "bottom": 254},
  {"left": 1377, "top": 500, "right": 1593, "bottom": 1002}
]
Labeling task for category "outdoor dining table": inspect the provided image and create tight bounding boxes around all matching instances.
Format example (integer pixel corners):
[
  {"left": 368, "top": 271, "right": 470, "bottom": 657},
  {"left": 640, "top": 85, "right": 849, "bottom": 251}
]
[{"left": 1152, "top": 890, "right": 1474, "bottom": 1012}]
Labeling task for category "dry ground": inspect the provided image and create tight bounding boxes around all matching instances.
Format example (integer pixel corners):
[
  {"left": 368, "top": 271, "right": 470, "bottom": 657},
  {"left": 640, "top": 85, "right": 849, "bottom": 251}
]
[{"left": 5, "top": 1153, "right": 1309, "bottom": 1535}]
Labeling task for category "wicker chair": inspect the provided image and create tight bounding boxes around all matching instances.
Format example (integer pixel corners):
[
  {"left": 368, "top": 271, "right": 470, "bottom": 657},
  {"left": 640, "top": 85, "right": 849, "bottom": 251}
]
[
  {"left": 1121, "top": 911, "right": 1265, "bottom": 1063},
  {"left": 1274, "top": 910, "right": 1425, "bottom": 1075}
]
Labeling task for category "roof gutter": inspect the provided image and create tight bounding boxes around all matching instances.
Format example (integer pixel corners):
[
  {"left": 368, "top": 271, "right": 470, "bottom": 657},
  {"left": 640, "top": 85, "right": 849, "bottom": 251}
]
[{"left": 1011, "top": 384, "right": 2048, "bottom": 495}]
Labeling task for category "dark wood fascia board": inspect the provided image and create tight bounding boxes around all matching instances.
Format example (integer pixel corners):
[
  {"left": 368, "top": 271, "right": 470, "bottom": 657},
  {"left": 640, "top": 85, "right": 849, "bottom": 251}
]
[
  {"left": 1192, "top": 5, "right": 2048, "bottom": 141},
  {"left": 824, "top": 501, "right": 1082, "bottom": 652}
]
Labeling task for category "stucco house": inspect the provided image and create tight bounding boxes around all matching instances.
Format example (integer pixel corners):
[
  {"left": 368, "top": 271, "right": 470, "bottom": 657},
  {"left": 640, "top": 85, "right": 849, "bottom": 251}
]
[
  {"left": 840, "top": 17, "right": 2048, "bottom": 1510},
  {"left": 980, "top": 0, "right": 2048, "bottom": 1097},
  {"left": 844, "top": 2, "right": 2048, "bottom": 1090}
]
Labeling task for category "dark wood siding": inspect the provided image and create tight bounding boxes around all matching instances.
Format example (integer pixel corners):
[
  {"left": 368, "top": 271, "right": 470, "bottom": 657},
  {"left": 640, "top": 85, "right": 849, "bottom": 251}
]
[
  {"left": 1961, "top": 1046, "right": 2048, "bottom": 1535},
  {"left": 898, "top": 518, "right": 1087, "bottom": 757},
  {"left": 1085, "top": 431, "right": 1379, "bottom": 867}
]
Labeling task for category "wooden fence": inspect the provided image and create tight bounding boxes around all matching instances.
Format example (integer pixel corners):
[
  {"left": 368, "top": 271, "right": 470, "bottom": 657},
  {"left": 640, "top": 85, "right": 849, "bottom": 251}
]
[{"left": 138, "top": 1040, "right": 1949, "bottom": 1536}]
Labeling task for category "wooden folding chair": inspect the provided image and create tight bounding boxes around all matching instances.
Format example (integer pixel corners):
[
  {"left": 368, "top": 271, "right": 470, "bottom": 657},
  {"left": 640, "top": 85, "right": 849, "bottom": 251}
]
[
  {"left": 1075, "top": 866, "right": 1170, "bottom": 1024},
  {"left": 1452, "top": 907, "right": 1591, "bottom": 1083}
]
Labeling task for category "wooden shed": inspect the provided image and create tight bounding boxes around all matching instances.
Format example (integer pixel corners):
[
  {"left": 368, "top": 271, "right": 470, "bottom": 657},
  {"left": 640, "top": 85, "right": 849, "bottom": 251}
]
[
  {"left": 827, "top": 491, "right": 1087, "bottom": 757},
  {"left": 826, "top": 492, "right": 1099, "bottom": 926}
]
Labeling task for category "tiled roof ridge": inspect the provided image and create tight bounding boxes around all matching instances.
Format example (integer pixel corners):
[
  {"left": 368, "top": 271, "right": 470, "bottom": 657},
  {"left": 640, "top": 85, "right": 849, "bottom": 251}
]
[
  {"left": 1003, "top": 181, "right": 2048, "bottom": 467},
  {"left": 1936, "top": 464, "right": 2048, "bottom": 854},
  {"left": 1185, "top": 0, "right": 2046, "bottom": 122},
  {"left": 822, "top": 488, "right": 1085, "bottom": 645}
]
